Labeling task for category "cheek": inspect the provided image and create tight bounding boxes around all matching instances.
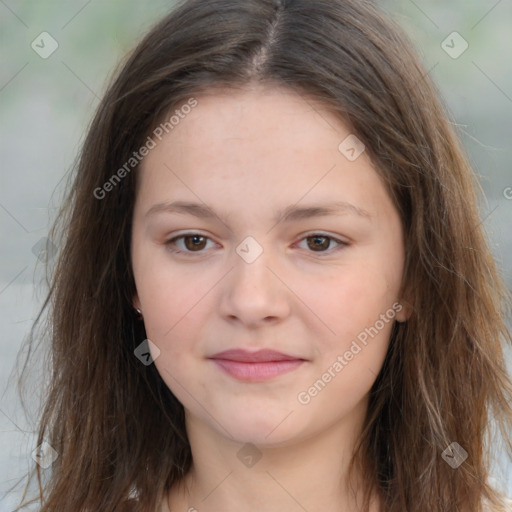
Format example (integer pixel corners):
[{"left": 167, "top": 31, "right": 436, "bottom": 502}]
[
  {"left": 297, "top": 261, "right": 399, "bottom": 345},
  {"left": 133, "top": 245, "right": 211, "bottom": 336},
  {"left": 134, "top": 260, "right": 216, "bottom": 376},
  {"left": 301, "top": 272, "right": 396, "bottom": 409}
]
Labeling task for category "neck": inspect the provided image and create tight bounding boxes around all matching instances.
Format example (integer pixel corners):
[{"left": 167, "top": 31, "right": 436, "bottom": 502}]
[{"left": 165, "top": 399, "right": 381, "bottom": 512}]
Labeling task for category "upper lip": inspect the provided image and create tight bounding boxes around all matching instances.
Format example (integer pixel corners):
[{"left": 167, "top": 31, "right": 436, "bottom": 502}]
[{"left": 209, "top": 349, "right": 305, "bottom": 363}]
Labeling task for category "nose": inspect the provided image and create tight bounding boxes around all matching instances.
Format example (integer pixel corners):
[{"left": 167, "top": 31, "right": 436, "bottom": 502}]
[{"left": 218, "top": 248, "right": 291, "bottom": 328}]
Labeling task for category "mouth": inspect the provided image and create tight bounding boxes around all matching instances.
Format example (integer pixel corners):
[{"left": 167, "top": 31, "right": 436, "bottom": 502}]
[{"left": 208, "top": 349, "right": 307, "bottom": 382}]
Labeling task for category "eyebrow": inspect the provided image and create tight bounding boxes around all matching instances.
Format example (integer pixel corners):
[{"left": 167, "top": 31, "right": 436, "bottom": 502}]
[{"left": 144, "top": 200, "right": 371, "bottom": 226}]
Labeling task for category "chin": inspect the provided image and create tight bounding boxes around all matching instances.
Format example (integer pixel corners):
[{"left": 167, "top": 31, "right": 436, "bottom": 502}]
[{"left": 220, "top": 411, "right": 303, "bottom": 447}]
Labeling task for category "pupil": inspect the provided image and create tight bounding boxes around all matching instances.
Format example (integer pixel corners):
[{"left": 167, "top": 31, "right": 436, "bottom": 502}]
[
  {"left": 186, "top": 235, "right": 205, "bottom": 250},
  {"left": 309, "top": 236, "right": 328, "bottom": 251}
]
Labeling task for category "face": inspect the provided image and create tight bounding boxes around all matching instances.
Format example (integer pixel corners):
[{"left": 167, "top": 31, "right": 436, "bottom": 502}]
[{"left": 131, "top": 85, "right": 407, "bottom": 447}]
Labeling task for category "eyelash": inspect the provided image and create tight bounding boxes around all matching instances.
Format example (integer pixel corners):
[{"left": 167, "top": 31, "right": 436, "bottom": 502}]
[{"left": 164, "top": 232, "right": 349, "bottom": 256}]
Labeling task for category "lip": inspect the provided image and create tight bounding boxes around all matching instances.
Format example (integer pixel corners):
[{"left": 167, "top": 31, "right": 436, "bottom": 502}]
[
  {"left": 209, "top": 348, "right": 304, "bottom": 362},
  {"left": 208, "top": 349, "right": 306, "bottom": 382}
]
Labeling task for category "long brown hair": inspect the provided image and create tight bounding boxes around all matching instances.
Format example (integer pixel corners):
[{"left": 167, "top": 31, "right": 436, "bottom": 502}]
[{"left": 17, "top": 0, "right": 512, "bottom": 510}]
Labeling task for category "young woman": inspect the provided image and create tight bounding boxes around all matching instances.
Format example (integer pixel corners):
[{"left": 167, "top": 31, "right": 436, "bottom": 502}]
[{"left": 18, "top": 0, "right": 512, "bottom": 510}]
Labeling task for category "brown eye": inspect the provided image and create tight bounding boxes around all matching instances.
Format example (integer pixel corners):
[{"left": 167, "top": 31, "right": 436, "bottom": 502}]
[
  {"left": 165, "top": 233, "right": 214, "bottom": 254},
  {"left": 296, "top": 233, "right": 347, "bottom": 255},
  {"left": 183, "top": 234, "right": 207, "bottom": 251},
  {"left": 306, "top": 235, "right": 331, "bottom": 251},
  {"left": 165, "top": 232, "right": 347, "bottom": 256}
]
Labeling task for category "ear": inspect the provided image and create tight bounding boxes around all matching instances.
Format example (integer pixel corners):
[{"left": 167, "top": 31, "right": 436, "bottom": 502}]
[
  {"left": 395, "top": 300, "right": 412, "bottom": 322},
  {"left": 394, "top": 279, "right": 413, "bottom": 323}
]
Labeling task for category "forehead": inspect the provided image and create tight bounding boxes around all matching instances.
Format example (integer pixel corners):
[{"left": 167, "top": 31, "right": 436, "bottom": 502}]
[
  {"left": 168, "top": 85, "right": 344, "bottom": 150},
  {"left": 141, "top": 85, "right": 360, "bottom": 186},
  {"left": 135, "top": 86, "right": 396, "bottom": 228}
]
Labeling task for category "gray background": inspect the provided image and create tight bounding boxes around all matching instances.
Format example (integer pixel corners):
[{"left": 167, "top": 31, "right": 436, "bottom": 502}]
[{"left": 1, "top": 0, "right": 511, "bottom": 509}]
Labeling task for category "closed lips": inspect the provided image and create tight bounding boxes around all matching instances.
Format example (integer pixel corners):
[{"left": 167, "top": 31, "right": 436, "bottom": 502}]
[{"left": 209, "top": 349, "right": 305, "bottom": 362}]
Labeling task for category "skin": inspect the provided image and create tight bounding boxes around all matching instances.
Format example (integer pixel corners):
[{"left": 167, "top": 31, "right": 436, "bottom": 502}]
[{"left": 131, "top": 85, "right": 409, "bottom": 512}]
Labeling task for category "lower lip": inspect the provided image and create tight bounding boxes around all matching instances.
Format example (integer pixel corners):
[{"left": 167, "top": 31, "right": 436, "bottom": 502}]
[{"left": 211, "top": 359, "right": 304, "bottom": 382}]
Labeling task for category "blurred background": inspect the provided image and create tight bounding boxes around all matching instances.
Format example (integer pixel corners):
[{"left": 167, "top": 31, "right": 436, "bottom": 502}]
[{"left": 1, "top": 0, "right": 511, "bottom": 510}]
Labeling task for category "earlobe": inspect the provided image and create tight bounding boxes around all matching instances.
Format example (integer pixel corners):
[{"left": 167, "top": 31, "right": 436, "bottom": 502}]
[
  {"left": 395, "top": 300, "right": 413, "bottom": 323},
  {"left": 133, "top": 293, "right": 141, "bottom": 311},
  {"left": 132, "top": 293, "right": 143, "bottom": 319}
]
